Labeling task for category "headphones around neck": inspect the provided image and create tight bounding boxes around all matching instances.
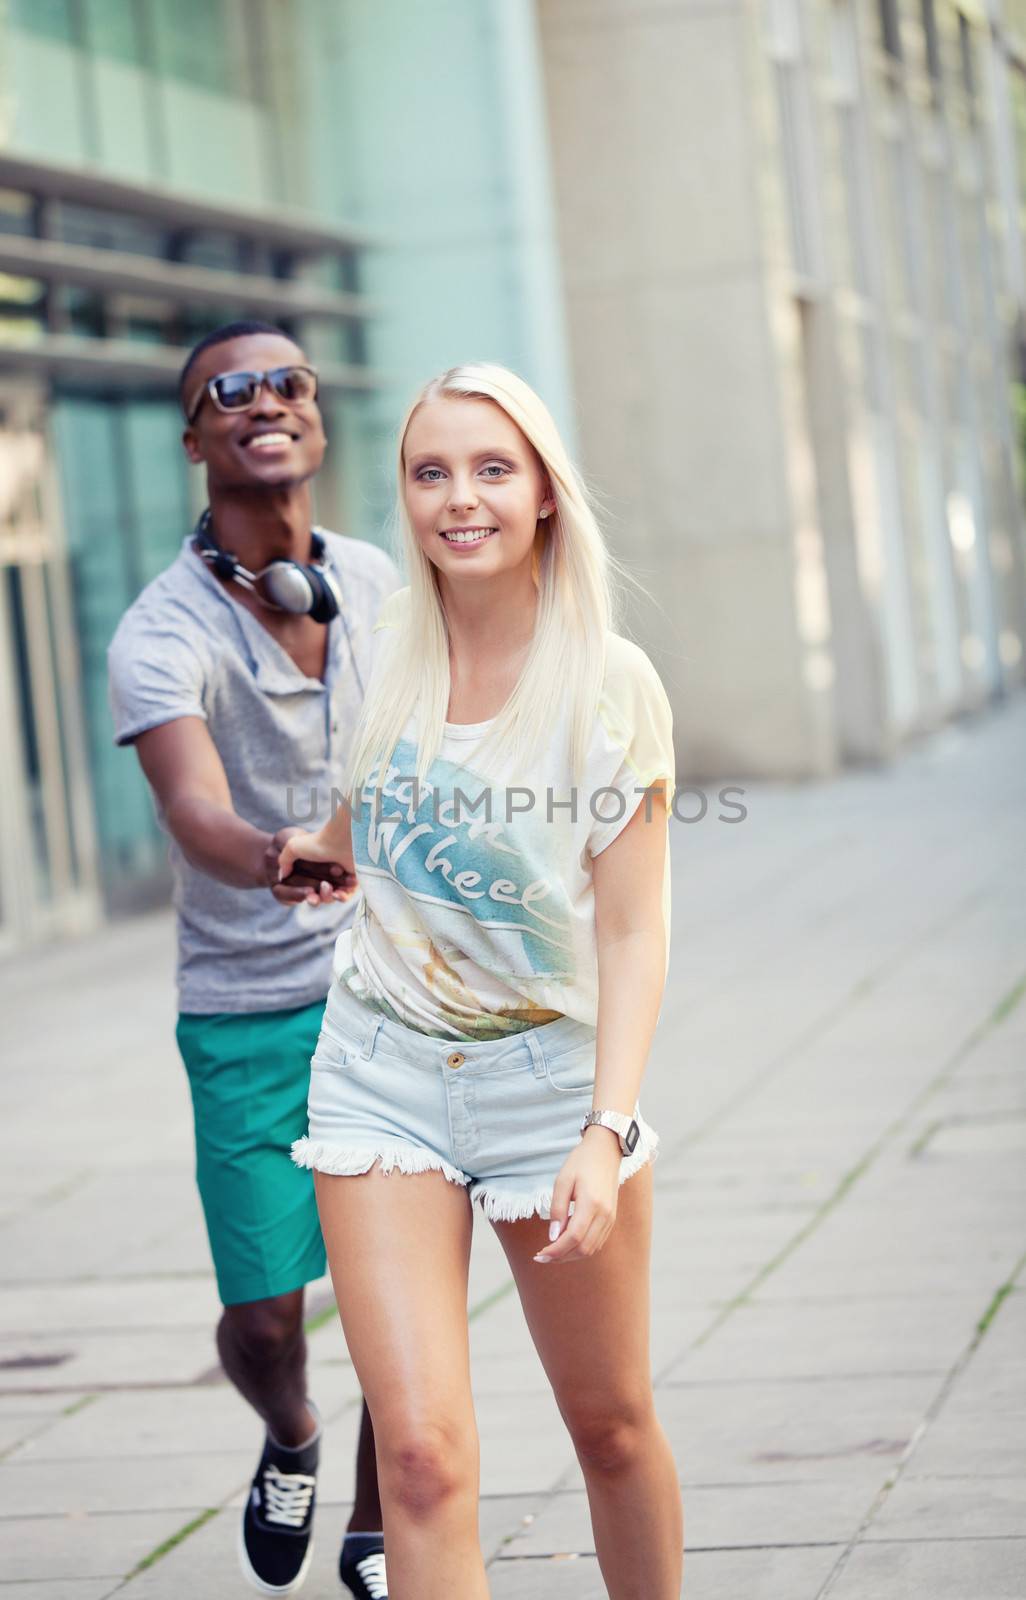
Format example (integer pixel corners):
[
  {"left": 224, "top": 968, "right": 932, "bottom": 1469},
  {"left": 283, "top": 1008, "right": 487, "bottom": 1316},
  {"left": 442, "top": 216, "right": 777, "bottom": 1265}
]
[{"left": 192, "top": 509, "right": 342, "bottom": 625}]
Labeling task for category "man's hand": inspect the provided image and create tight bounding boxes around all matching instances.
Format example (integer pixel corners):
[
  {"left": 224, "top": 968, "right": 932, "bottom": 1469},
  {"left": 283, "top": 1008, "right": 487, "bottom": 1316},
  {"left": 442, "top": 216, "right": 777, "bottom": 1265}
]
[
  {"left": 264, "top": 827, "right": 356, "bottom": 907},
  {"left": 133, "top": 721, "right": 357, "bottom": 901}
]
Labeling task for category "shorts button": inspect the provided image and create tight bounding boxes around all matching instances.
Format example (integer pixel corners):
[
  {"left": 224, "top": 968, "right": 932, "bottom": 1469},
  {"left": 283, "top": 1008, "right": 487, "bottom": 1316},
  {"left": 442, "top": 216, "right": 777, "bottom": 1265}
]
[{"left": 446, "top": 1051, "right": 465, "bottom": 1069}]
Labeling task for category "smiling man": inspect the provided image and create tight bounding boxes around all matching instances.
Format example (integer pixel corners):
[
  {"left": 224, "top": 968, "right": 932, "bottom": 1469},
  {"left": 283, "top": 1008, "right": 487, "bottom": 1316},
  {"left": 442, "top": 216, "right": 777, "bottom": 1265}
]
[{"left": 107, "top": 322, "right": 399, "bottom": 1600}]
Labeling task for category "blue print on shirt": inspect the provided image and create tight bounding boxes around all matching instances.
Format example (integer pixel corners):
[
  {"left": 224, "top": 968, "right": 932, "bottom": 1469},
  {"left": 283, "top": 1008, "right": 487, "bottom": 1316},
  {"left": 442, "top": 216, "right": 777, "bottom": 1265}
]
[{"left": 351, "top": 738, "right": 574, "bottom": 981}]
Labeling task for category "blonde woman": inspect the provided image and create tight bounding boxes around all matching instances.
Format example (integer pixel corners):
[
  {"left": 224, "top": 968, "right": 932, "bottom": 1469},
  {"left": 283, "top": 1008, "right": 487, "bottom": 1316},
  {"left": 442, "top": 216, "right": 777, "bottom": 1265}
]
[{"left": 279, "top": 364, "right": 683, "bottom": 1598}]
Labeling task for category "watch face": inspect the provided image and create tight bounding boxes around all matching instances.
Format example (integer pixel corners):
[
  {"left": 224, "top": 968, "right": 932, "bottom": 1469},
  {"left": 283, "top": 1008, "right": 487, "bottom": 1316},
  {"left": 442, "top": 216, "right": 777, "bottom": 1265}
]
[{"left": 624, "top": 1119, "right": 640, "bottom": 1154}]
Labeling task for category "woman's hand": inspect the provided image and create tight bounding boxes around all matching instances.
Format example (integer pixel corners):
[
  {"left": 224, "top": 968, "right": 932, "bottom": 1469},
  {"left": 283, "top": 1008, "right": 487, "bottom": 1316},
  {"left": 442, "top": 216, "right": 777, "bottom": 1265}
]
[
  {"left": 533, "top": 1126, "right": 622, "bottom": 1264},
  {"left": 275, "top": 825, "right": 358, "bottom": 907}
]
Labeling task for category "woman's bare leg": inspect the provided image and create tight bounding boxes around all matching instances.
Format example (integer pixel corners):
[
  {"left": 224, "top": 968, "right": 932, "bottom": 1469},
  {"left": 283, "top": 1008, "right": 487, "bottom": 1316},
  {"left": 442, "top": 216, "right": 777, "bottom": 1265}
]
[
  {"left": 493, "top": 1166, "right": 683, "bottom": 1598},
  {"left": 315, "top": 1168, "right": 487, "bottom": 1600}
]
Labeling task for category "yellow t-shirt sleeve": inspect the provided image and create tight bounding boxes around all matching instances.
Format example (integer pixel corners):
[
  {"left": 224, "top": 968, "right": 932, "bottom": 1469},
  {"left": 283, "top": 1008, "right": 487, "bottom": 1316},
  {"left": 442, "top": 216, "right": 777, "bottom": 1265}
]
[{"left": 597, "top": 635, "right": 676, "bottom": 803}]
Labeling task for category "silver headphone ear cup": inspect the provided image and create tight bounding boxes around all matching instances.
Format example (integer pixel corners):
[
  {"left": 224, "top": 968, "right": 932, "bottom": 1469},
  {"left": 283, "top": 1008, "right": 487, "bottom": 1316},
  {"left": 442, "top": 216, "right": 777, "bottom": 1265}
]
[
  {"left": 261, "top": 562, "right": 317, "bottom": 615},
  {"left": 306, "top": 566, "right": 341, "bottom": 624},
  {"left": 317, "top": 567, "right": 343, "bottom": 621}
]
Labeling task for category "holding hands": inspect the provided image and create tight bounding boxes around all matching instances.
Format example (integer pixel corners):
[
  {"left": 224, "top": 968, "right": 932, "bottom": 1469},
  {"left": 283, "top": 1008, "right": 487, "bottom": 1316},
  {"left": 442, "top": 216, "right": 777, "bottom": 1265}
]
[{"left": 268, "top": 825, "right": 358, "bottom": 907}]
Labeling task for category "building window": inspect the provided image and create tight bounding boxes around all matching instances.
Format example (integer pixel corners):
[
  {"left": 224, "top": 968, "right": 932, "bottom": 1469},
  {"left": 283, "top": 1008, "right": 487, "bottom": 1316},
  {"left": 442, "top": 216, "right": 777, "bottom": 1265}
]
[
  {"left": 879, "top": 0, "right": 903, "bottom": 62},
  {"left": 958, "top": 12, "right": 977, "bottom": 116},
  {"left": 765, "top": 0, "right": 825, "bottom": 294},
  {"left": 921, "top": 0, "right": 942, "bottom": 90}
]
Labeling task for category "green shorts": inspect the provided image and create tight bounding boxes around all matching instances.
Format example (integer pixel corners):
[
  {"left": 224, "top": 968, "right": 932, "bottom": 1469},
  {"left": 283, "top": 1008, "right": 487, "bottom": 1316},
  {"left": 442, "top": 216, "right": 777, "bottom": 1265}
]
[{"left": 176, "top": 1001, "right": 328, "bottom": 1307}]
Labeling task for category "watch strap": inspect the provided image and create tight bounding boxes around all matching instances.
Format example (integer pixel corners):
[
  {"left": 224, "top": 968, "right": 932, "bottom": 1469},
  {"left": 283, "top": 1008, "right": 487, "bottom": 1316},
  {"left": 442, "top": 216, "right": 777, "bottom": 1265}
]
[{"left": 580, "top": 1109, "right": 641, "bottom": 1156}]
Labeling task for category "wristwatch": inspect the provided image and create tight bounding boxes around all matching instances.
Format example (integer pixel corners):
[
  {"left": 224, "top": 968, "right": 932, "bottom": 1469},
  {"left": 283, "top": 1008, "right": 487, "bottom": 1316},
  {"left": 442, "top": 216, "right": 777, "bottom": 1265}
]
[{"left": 580, "top": 1109, "right": 641, "bottom": 1156}]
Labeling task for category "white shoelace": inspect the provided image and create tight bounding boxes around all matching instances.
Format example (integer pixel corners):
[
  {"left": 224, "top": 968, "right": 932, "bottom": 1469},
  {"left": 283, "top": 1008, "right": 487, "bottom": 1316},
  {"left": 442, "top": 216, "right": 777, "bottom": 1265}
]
[
  {"left": 355, "top": 1549, "right": 388, "bottom": 1599},
  {"left": 261, "top": 1463, "right": 316, "bottom": 1528}
]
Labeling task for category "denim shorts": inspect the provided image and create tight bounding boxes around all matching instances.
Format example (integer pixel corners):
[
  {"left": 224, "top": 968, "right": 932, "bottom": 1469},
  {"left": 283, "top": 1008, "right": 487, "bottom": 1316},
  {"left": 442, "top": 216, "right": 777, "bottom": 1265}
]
[{"left": 291, "top": 978, "right": 659, "bottom": 1222}]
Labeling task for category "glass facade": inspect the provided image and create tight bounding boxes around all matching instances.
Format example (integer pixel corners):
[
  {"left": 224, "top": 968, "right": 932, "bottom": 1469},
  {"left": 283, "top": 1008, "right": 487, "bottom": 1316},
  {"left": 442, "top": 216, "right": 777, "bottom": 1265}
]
[
  {"left": 53, "top": 396, "right": 192, "bottom": 893},
  {"left": 7, "top": 0, "right": 275, "bottom": 194},
  {"left": 806, "top": 0, "right": 1026, "bottom": 732},
  {"left": 0, "top": 0, "right": 570, "bottom": 945}
]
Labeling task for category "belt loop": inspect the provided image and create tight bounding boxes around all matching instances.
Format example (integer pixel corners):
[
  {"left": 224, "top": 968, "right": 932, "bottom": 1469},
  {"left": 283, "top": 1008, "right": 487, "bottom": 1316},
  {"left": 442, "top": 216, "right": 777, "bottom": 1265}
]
[
  {"left": 360, "top": 1013, "right": 384, "bottom": 1060},
  {"left": 524, "top": 1029, "right": 547, "bottom": 1079}
]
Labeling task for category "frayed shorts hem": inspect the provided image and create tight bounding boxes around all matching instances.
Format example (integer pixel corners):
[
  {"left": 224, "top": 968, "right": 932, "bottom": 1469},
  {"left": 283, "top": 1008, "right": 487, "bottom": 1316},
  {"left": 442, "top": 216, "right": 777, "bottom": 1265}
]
[
  {"left": 473, "top": 1120, "right": 659, "bottom": 1221},
  {"left": 291, "top": 1137, "right": 469, "bottom": 1188},
  {"left": 291, "top": 1120, "right": 659, "bottom": 1224}
]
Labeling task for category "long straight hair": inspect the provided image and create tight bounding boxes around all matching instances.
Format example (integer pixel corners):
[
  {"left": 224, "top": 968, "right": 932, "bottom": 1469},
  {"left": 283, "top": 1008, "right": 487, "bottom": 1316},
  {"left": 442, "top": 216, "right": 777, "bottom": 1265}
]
[{"left": 344, "top": 363, "right": 619, "bottom": 800}]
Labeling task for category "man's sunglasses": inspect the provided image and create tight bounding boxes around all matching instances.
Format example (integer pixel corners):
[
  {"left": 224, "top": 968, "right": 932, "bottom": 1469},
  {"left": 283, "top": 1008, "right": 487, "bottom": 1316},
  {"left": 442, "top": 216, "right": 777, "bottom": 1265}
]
[{"left": 186, "top": 365, "right": 319, "bottom": 425}]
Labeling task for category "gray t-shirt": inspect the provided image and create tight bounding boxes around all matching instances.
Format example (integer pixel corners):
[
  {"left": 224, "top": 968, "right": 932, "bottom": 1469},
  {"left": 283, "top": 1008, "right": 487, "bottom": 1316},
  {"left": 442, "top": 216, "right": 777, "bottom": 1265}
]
[{"left": 108, "top": 531, "right": 401, "bottom": 1015}]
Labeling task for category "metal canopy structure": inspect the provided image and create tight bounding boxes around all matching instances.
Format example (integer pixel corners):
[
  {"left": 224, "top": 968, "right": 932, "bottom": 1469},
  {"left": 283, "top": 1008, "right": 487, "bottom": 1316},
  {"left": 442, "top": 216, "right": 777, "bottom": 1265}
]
[
  {"left": 0, "top": 335, "right": 381, "bottom": 392},
  {"left": 0, "top": 235, "right": 377, "bottom": 323},
  {"left": 0, "top": 149, "right": 378, "bottom": 253},
  {"left": 0, "top": 150, "right": 385, "bottom": 393}
]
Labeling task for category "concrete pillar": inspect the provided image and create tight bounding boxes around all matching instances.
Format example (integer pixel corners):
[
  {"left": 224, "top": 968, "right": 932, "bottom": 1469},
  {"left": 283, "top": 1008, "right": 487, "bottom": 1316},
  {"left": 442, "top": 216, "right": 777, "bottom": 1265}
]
[{"left": 536, "top": 0, "right": 845, "bottom": 779}]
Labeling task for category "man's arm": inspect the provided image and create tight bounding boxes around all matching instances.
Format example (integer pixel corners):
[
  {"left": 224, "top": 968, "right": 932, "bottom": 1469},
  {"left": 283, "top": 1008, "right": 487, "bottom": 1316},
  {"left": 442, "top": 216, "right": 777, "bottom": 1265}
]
[{"left": 134, "top": 717, "right": 347, "bottom": 903}]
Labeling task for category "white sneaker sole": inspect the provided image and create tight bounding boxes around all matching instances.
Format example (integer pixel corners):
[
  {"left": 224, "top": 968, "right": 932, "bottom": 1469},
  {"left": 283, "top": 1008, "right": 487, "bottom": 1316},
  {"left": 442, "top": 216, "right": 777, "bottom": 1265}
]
[{"left": 237, "top": 1511, "right": 315, "bottom": 1596}]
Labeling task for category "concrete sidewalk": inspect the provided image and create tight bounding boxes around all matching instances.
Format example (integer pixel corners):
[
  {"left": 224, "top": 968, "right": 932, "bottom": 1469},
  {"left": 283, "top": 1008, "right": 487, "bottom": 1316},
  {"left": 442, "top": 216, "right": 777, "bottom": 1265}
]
[{"left": 2, "top": 698, "right": 1025, "bottom": 1599}]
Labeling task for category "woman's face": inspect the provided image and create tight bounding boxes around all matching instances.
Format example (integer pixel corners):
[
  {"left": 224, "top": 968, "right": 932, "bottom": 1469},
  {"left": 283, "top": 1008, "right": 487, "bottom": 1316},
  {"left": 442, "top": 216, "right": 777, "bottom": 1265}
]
[{"left": 402, "top": 397, "right": 553, "bottom": 585}]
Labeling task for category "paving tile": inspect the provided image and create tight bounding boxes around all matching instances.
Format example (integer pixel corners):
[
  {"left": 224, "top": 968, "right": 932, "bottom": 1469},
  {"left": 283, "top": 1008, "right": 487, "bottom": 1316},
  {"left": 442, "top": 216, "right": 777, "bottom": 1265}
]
[
  {"left": 0, "top": 1172, "right": 206, "bottom": 1287},
  {"left": 95, "top": 1507, "right": 244, "bottom": 1598},
  {"left": 468, "top": 1302, "right": 537, "bottom": 1363},
  {"left": 0, "top": 1585, "right": 120, "bottom": 1600},
  {"left": 654, "top": 1374, "right": 941, "bottom": 1487},
  {"left": 963, "top": 1290, "right": 1026, "bottom": 1377},
  {"left": 109, "top": 1495, "right": 539, "bottom": 1596},
  {"left": 902, "top": 1389, "right": 1026, "bottom": 1480},
  {"left": 866, "top": 1474, "right": 1026, "bottom": 1541},
  {"left": 102, "top": 1231, "right": 214, "bottom": 1280},
  {"left": 0, "top": 1327, "right": 219, "bottom": 1390},
  {"left": 468, "top": 1217, "right": 518, "bottom": 1299},
  {"left": 490, "top": 1543, "right": 840, "bottom": 1597},
  {"left": 0, "top": 1391, "right": 92, "bottom": 1417},
  {"left": 471, "top": 1344, "right": 552, "bottom": 1396},
  {"left": 667, "top": 1296, "right": 979, "bottom": 1383},
  {"left": 758, "top": 1251, "right": 1019, "bottom": 1301},
  {"left": 478, "top": 1493, "right": 544, "bottom": 1561},
  {"left": 507, "top": 1479, "right": 869, "bottom": 1554},
  {"left": 0, "top": 1410, "right": 67, "bottom": 1456},
  {"left": 0, "top": 1277, "right": 221, "bottom": 1336},
  {"left": 650, "top": 1309, "right": 715, "bottom": 1374},
  {"left": 828, "top": 1537, "right": 1026, "bottom": 1599},
  {"left": 488, "top": 1554, "right": 610, "bottom": 1598},
  {"left": 9, "top": 1388, "right": 261, "bottom": 1464},
  {"left": 902, "top": 1298, "right": 1026, "bottom": 1480},
  {"left": 0, "top": 1450, "right": 252, "bottom": 1517},
  {"left": 681, "top": 1544, "right": 844, "bottom": 1598},
  {"left": 0, "top": 1510, "right": 190, "bottom": 1582},
  {"left": 926, "top": 1117, "right": 1026, "bottom": 1156},
  {"left": 476, "top": 1390, "right": 579, "bottom": 1496},
  {"left": 749, "top": 1210, "right": 1019, "bottom": 1300},
  {"left": 304, "top": 1356, "right": 367, "bottom": 1414}
]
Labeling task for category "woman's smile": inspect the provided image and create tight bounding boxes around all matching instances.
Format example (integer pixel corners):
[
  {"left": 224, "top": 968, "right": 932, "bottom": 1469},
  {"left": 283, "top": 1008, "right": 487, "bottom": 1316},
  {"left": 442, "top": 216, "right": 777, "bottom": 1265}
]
[{"left": 439, "top": 525, "right": 498, "bottom": 546}]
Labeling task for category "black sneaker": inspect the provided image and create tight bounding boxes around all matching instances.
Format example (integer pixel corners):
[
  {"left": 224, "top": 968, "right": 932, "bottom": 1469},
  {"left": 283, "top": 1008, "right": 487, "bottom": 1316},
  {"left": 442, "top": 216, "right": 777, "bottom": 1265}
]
[
  {"left": 339, "top": 1533, "right": 388, "bottom": 1599},
  {"left": 238, "top": 1422, "right": 319, "bottom": 1595}
]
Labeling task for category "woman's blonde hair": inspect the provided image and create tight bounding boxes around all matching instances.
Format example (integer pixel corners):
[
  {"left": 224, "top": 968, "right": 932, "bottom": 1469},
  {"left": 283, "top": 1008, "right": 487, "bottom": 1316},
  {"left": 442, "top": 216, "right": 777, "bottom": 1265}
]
[{"left": 344, "top": 363, "right": 619, "bottom": 799}]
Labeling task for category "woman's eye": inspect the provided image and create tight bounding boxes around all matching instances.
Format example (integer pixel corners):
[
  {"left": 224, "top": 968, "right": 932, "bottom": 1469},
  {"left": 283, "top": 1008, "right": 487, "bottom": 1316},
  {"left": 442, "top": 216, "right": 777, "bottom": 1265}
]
[
  {"left": 481, "top": 464, "right": 510, "bottom": 478},
  {"left": 417, "top": 468, "right": 445, "bottom": 482}
]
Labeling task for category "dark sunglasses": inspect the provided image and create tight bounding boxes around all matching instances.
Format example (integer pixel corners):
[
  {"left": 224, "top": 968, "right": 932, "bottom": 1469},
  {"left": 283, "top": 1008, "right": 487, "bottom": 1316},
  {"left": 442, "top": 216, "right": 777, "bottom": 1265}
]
[{"left": 186, "top": 364, "right": 319, "bottom": 425}]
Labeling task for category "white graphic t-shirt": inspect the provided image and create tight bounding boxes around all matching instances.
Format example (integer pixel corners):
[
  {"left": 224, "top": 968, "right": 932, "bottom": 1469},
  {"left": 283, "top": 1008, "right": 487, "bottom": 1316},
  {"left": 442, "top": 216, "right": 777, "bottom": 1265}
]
[{"left": 335, "top": 603, "right": 675, "bottom": 1041}]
